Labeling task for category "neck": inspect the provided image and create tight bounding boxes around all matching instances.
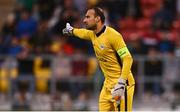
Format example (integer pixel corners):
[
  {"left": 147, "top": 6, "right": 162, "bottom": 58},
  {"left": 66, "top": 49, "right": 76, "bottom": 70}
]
[{"left": 94, "top": 23, "right": 104, "bottom": 34}]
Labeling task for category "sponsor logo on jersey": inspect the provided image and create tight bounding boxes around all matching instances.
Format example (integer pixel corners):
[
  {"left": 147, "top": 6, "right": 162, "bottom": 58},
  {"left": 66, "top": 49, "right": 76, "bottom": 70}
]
[{"left": 100, "top": 44, "right": 105, "bottom": 50}]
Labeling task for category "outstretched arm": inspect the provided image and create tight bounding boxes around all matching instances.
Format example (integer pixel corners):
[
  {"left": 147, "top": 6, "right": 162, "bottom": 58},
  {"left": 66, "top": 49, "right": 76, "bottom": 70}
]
[{"left": 62, "top": 23, "right": 92, "bottom": 40}]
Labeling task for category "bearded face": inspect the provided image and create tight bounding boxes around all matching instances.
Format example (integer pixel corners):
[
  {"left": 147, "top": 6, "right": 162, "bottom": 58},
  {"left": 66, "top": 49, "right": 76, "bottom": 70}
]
[{"left": 83, "top": 9, "right": 98, "bottom": 30}]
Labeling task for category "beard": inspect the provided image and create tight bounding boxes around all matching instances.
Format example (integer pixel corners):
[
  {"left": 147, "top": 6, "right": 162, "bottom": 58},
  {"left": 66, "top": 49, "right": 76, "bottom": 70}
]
[{"left": 85, "top": 24, "right": 97, "bottom": 30}]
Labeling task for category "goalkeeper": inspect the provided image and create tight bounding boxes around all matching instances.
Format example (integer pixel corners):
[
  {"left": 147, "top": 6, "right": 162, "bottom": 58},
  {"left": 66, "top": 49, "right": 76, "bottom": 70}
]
[{"left": 62, "top": 7, "right": 135, "bottom": 111}]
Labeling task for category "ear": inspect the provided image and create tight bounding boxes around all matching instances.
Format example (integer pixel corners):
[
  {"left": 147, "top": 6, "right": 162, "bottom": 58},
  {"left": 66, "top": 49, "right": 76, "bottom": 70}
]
[{"left": 95, "top": 16, "right": 100, "bottom": 23}]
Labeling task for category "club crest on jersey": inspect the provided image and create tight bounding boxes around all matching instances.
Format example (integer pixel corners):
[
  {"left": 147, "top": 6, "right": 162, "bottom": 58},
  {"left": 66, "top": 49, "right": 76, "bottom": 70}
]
[{"left": 100, "top": 44, "right": 105, "bottom": 50}]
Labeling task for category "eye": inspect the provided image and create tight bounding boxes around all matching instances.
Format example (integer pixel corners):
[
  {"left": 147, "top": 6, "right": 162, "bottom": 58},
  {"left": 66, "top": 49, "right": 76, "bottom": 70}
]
[{"left": 86, "top": 15, "right": 90, "bottom": 19}]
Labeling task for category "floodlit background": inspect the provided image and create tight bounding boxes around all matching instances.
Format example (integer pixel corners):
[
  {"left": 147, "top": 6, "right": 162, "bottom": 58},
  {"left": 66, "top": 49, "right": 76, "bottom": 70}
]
[{"left": 0, "top": 0, "right": 180, "bottom": 111}]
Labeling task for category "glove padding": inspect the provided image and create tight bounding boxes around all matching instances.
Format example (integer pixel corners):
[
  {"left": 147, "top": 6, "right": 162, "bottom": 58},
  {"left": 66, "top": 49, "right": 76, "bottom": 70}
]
[
  {"left": 62, "top": 23, "right": 73, "bottom": 36},
  {"left": 111, "top": 78, "right": 126, "bottom": 101}
]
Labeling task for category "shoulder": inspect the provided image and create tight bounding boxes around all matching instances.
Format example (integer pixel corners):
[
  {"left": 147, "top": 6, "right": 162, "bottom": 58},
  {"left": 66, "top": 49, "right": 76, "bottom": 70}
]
[
  {"left": 106, "top": 26, "right": 121, "bottom": 35},
  {"left": 106, "top": 26, "right": 123, "bottom": 40}
]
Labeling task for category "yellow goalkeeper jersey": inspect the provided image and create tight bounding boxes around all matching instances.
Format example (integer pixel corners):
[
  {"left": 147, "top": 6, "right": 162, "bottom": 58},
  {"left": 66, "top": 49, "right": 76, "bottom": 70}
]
[{"left": 73, "top": 26, "right": 135, "bottom": 89}]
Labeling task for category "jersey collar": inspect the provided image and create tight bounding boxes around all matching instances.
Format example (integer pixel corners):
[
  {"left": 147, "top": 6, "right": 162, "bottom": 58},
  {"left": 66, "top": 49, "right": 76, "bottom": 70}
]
[{"left": 96, "top": 25, "right": 106, "bottom": 37}]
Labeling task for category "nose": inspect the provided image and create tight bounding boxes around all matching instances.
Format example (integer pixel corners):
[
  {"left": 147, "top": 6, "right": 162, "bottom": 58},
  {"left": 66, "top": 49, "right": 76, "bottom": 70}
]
[{"left": 83, "top": 18, "right": 86, "bottom": 23}]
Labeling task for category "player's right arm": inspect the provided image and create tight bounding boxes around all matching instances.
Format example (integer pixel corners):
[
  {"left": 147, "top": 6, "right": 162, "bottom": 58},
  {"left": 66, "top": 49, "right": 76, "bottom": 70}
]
[
  {"left": 73, "top": 28, "right": 92, "bottom": 40},
  {"left": 62, "top": 23, "right": 92, "bottom": 40}
]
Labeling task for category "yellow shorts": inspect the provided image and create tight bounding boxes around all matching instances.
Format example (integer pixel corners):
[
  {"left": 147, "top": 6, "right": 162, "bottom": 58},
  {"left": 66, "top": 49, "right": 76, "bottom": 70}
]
[{"left": 99, "top": 84, "right": 135, "bottom": 111}]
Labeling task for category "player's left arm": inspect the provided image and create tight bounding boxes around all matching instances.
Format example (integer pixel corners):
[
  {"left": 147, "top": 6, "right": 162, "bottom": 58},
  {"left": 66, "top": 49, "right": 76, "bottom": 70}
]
[
  {"left": 110, "top": 33, "right": 133, "bottom": 100},
  {"left": 117, "top": 47, "right": 133, "bottom": 80},
  {"left": 110, "top": 33, "right": 133, "bottom": 80}
]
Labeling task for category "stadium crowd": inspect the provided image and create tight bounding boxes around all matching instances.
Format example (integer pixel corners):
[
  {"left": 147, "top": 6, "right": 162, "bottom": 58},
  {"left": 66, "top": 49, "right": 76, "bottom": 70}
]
[{"left": 0, "top": 0, "right": 180, "bottom": 110}]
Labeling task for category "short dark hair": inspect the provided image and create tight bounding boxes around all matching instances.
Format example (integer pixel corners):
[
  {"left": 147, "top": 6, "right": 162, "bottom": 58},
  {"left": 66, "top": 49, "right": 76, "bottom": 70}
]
[{"left": 91, "top": 7, "right": 105, "bottom": 23}]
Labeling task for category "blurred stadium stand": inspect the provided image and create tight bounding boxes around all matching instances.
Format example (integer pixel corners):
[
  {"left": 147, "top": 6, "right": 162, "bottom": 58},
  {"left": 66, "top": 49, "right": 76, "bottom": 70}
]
[{"left": 0, "top": 0, "right": 180, "bottom": 111}]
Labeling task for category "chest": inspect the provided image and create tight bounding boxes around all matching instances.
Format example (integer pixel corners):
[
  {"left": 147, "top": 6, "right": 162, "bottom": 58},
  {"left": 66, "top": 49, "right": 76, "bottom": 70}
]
[{"left": 92, "top": 36, "right": 113, "bottom": 56}]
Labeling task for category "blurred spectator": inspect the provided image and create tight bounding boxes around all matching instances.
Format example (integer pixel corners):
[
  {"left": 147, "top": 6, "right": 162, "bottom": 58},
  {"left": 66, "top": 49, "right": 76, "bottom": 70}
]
[
  {"left": 12, "top": 47, "right": 35, "bottom": 93},
  {"left": 36, "top": 0, "right": 54, "bottom": 20},
  {"left": 67, "top": 36, "right": 90, "bottom": 54},
  {"left": 50, "top": 35, "right": 66, "bottom": 54},
  {"left": 177, "top": 0, "right": 180, "bottom": 17},
  {"left": 71, "top": 49, "right": 88, "bottom": 76},
  {"left": 31, "top": 3, "right": 40, "bottom": 21},
  {"left": 162, "top": 53, "right": 180, "bottom": 110},
  {"left": 61, "top": 42, "right": 74, "bottom": 56},
  {"left": 87, "top": 57, "right": 98, "bottom": 78},
  {"left": 48, "top": 5, "right": 62, "bottom": 30},
  {"left": 31, "top": 93, "right": 51, "bottom": 110},
  {"left": 0, "top": 62, "right": 10, "bottom": 93},
  {"left": 118, "top": 16, "right": 136, "bottom": 41},
  {"left": 16, "top": 0, "right": 37, "bottom": 11},
  {"left": 74, "top": 91, "right": 89, "bottom": 110},
  {"left": 59, "top": 92, "right": 73, "bottom": 111},
  {"left": 12, "top": 45, "right": 34, "bottom": 109},
  {"left": 1, "top": 13, "right": 17, "bottom": 54},
  {"left": 29, "top": 20, "right": 52, "bottom": 54},
  {"left": 135, "top": 17, "right": 152, "bottom": 37},
  {"left": 54, "top": 52, "right": 71, "bottom": 79},
  {"left": 130, "top": 0, "right": 142, "bottom": 18},
  {"left": 174, "top": 33, "right": 180, "bottom": 57},
  {"left": 164, "top": 0, "right": 176, "bottom": 15},
  {"left": 51, "top": 0, "right": 80, "bottom": 35},
  {"left": 8, "top": 37, "right": 23, "bottom": 56},
  {"left": 98, "top": 0, "right": 129, "bottom": 24},
  {"left": 51, "top": 91, "right": 61, "bottom": 110},
  {"left": 16, "top": 8, "right": 37, "bottom": 38},
  {"left": 144, "top": 47, "right": 163, "bottom": 95},
  {"left": 16, "top": 47, "right": 33, "bottom": 75},
  {"left": 54, "top": 41, "right": 73, "bottom": 93},
  {"left": 142, "top": 30, "right": 159, "bottom": 53},
  {"left": 158, "top": 31, "right": 175, "bottom": 54},
  {"left": 127, "top": 33, "right": 146, "bottom": 55},
  {"left": 162, "top": 53, "right": 179, "bottom": 95},
  {"left": 34, "top": 56, "right": 51, "bottom": 93},
  {"left": 12, "top": 90, "right": 31, "bottom": 110},
  {"left": 0, "top": 34, "right": 6, "bottom": 54},
  {"left": 1, "top": 13, "right": 16, "bottom": 36},
  {"left": 152, "top": 2, "right": 174, "bottom": 30},
  {"left": 50, "top": 34, "right": 74, "bottom": 55},
  {"left": 74, "top": 0, "right": 87, "bottom": 15},
  {"left": 69, "top": 49, "right": 90, "bottom": 98},
  {"left": 0, "top": 57, "right": 18, "bottom": 93}
]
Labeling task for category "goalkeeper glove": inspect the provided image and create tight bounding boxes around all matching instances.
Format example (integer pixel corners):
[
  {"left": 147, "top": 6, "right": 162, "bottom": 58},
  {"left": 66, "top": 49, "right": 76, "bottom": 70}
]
[
  {"left": 111, "top": 78, "right": 126, "bottom": 101},
  {"left": 62, "top": 23, "right": 73, "bottom": 36}
]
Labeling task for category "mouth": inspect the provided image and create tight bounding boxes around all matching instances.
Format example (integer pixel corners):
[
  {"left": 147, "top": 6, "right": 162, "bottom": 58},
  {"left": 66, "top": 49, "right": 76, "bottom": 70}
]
[
  {"left": 84, "top": 24, "right": 88, "bottom": 28},
  {"left": 84, "top": 23, "right": 87, "bottom": 26}
]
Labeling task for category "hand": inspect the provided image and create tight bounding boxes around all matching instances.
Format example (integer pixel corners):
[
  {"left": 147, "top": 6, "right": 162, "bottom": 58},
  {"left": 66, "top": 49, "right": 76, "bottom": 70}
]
[
  {"left": 111, "top": 78, "right": 126, "bottom": 101},
  {"left": 62, "top": 23, "right": 73, "bottom": 36}
]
